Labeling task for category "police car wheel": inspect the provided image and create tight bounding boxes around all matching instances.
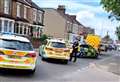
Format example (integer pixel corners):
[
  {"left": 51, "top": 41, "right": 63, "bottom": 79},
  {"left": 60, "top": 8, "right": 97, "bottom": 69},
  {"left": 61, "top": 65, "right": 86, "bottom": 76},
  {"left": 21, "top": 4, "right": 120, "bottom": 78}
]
[
  {"left": 39, "top": 53, "right": 41, "bottom": 56},
  {"left": 64, "top": 60, "right": 68, "bottom": 64},
  {"left": 28, "top": 67, "right": 36, "bottom": 74},
  {"left": 42, "top": 57, "right": 46, "bottom": 61},
  {"left": 94, "top": 53, "right": 99, "bottom": 59}
]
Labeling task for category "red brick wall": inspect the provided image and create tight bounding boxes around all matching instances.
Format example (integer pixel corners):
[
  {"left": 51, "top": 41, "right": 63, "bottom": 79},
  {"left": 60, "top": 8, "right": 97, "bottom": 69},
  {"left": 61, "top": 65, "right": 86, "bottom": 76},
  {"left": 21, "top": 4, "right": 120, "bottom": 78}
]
[{"left": 31, "top": 39, "right": 42, "bottom": 48}]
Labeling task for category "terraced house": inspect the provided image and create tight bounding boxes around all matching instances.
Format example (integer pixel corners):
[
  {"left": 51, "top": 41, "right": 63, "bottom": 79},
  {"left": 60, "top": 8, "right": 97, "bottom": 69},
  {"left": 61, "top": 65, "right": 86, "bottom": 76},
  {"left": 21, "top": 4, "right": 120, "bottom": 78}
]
[
  {"left": 0, "top": 0, "right": 44, "bottom": 39},
  {"left": 43, "top": 5, "right": 86, "bottom": 43}
]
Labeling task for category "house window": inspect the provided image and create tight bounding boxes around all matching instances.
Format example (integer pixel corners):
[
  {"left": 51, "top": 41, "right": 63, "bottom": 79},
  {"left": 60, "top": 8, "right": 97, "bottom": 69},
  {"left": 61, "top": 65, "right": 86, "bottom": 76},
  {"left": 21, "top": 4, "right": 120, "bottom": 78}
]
[
  {"left": 17, "top": 3, "right": 21, "bottom": 17},
  {"left": 38, "top": 11, "right": 42, "bottom": 23},
  {"left": 14, "top": 23, "right": 19, "bottom": 33},
  {"left": 9, "top": 21, "right": 12, "bottom": 32},
  {"left": 20, "top": 25, "right": 23, "bottom": 34},
  {"left": 4, "top": 0, "right": 10, "bottom": 14},
  {"left": 0, "top": 20, "right": 2, "bottom": 32},
  {"left": 24, "top": 6, "right": 27, "bottom": 19},
  {"left": 24, "top": 26, "right": 27, "bottom": 34},
  {"left": 4, "top": 20, "right": 8, "bottom": 32},
  {"left": 33, "top": 8, "right": 37, "bottom": 21}
]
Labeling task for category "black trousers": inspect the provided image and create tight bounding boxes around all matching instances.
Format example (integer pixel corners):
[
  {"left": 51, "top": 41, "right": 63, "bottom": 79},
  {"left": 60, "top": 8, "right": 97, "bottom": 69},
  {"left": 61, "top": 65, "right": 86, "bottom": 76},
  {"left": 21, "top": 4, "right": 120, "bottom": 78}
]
[{"left": 69, "top": 49, "right": 78, "bottom": 62}]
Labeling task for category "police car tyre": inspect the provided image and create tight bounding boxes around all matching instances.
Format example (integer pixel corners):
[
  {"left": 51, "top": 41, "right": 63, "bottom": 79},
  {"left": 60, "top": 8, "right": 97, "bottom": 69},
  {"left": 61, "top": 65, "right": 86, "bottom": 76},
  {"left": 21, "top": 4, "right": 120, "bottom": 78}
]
[
  {"left": 94, "top": 53, "right": 99, "bottom": 59},
  {"left": 28, "top": 67, "right": 36, "bottom": 74},
  {"left": 64, "top": 60, "right": 68, "bottom": 64},
  {"left": 39, "top": 53, "right": 41, "bottom": 56},
  {"left": 42, "top": 57, "right": 46, "bottom": 61}
]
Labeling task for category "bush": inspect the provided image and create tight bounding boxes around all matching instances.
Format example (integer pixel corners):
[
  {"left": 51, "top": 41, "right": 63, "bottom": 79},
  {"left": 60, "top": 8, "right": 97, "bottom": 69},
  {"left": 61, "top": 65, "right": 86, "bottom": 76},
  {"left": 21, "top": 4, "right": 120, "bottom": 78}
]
[{"left": 39, "top": 34, "right": 48, "bottom": 43}]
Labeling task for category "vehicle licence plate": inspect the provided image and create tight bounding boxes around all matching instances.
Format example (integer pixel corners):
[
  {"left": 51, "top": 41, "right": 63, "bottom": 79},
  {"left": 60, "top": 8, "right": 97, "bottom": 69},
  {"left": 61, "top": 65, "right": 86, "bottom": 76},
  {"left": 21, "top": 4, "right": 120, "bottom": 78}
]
[{"left": 8, "top": 55, "right": 21, "bottom": 59}]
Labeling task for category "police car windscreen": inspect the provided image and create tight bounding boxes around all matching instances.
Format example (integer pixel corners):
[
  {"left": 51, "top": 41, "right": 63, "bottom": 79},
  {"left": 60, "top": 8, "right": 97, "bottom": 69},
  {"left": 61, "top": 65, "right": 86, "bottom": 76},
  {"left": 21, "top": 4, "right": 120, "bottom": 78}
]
[
  {"left": 0, "top": 39, "right": 33, "bottom": 51},
  {"left": 51, "top": 42, "right": 66, "bottom": 48}
]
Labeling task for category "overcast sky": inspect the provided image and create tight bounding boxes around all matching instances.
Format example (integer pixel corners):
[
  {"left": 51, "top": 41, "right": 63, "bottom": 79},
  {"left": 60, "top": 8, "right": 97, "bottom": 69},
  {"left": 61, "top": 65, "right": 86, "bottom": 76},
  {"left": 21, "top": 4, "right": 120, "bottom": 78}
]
[{"left": 33, "top": 0, "right": 118, "bottom": 40}]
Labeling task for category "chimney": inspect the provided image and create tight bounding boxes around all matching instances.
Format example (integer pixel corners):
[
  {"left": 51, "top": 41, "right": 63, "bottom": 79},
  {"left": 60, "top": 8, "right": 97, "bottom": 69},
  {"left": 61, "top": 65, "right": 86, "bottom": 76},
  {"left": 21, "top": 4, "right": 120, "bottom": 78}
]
[
  {"left": 70, "top": 15, "right": 76, "bottom": 20},
  {"left": 57, "top": 5, "right": 66, "bottom": 14}
]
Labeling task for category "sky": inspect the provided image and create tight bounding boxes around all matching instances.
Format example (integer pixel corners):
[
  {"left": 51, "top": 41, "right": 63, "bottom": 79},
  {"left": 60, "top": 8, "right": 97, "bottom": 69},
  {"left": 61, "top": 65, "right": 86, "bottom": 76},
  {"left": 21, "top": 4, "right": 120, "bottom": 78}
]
[{"left": 33, "top": 0, "right": 119, "bottom": 40}]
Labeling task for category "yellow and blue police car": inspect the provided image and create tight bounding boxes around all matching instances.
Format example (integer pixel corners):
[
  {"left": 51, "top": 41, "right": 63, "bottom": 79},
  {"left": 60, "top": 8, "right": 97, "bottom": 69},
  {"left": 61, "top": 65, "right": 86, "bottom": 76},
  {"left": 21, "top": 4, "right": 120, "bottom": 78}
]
[
  {"left": 39, "top": 39, "right": 70, "bottom": 64},
  {"left": 0, "top": 33, "right": 37, "bottom": 74}
]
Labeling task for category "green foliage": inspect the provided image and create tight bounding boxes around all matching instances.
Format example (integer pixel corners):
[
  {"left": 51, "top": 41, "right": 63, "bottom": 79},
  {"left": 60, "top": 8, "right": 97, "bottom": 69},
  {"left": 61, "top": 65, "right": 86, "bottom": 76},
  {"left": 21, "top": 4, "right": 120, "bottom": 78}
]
[
  {"left": 116, "top": 26, "right": 120, "bottom": 40},
  {"left": 39, "top": 34, "right": 48, "bottom": 43},
  {"left": 101, "top": 0, "right": 120, "bottom": 40},
  {"left": 101, "top": 0, "right": 120, "bottom": 20}
]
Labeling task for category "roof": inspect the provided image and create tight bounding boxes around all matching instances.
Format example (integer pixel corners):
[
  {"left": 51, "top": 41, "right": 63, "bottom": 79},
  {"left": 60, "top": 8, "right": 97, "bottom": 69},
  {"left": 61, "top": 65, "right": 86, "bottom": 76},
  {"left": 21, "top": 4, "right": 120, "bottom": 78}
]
[
  {"left": 43, "top": 7, "right": 85, "bottom": 27},
  {"left": 65, "top": 14, "right": 73, "bottom": 23},
  {"left": 17, "top": 0, "right": 44, "bottom": 12},
  {"left": 0, "top": 34, "right": 30, "bottom": 42},
  {"left": 31, "top": 2, "right": 44, "bottom": 12},
  {"left": 17, "top": 0, "right": 31, "bottom": 6}
]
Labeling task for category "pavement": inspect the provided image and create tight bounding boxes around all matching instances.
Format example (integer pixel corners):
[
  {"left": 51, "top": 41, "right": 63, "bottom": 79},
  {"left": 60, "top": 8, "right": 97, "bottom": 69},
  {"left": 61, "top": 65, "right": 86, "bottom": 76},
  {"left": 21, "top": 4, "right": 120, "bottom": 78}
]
[{"left": 0, "top": 50, "right": 119, "bottom": 82}]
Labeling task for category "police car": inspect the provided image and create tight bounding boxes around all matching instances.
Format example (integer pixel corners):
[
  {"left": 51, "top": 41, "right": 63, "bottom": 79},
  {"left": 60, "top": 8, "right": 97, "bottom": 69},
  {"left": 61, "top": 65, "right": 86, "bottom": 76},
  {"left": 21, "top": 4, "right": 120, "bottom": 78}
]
[
  {"left": 39, "top": 39, "right": 70, "bottom": 64},
  {"left": 0, "top": 33, "right": 37, "bottom": 74}
]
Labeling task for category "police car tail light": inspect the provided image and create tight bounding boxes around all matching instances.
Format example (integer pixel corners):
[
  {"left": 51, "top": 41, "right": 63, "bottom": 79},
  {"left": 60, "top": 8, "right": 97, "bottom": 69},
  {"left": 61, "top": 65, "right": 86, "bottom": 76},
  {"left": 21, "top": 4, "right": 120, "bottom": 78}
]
[{"left": 26, "top": 53, "right": 36, "bottom": 57}]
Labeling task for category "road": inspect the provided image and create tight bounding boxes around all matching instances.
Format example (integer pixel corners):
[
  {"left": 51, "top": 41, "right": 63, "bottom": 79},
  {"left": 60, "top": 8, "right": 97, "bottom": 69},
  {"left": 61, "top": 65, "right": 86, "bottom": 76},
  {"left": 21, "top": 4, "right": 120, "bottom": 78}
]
[{"left": 0, "top": 51, "right": 119, "bottom": 82}]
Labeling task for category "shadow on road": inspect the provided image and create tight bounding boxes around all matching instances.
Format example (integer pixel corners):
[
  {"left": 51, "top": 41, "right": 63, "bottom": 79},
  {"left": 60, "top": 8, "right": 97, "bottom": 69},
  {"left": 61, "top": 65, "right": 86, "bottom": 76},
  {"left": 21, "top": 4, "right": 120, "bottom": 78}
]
[
  {"left": 0, "top": 69, "right": 33, "bottom": 77},
  {"left": 42, "top": 58, "right": 68, "bottom": 65}
]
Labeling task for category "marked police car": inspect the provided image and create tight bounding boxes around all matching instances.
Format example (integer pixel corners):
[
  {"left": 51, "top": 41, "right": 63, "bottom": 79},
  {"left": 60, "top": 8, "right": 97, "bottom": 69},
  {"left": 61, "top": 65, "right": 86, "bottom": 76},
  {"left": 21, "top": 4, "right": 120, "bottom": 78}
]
[
  {"left": 39, "top": 39, "right": 70, "bottom": 64},
  {"left": 0, "top": 33, "right": 37, "bottom": 74}
]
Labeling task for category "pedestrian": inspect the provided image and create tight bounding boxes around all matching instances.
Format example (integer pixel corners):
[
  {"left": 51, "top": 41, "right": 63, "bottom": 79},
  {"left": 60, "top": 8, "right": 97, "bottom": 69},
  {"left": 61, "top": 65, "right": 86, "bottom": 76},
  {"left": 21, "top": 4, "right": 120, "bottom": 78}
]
[{"left": 69, "top": 41, "right": 79, "bottom": 62}]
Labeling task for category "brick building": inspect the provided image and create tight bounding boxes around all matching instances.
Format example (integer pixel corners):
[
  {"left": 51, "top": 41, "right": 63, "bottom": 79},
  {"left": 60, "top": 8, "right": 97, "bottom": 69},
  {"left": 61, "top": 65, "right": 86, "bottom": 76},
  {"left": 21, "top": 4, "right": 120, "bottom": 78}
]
[
  {"left": 43, "top": 5, "right": 85, "bottom": 43},
  {"left": 0, "top": 0, "right": 44, "bottom": 47}
]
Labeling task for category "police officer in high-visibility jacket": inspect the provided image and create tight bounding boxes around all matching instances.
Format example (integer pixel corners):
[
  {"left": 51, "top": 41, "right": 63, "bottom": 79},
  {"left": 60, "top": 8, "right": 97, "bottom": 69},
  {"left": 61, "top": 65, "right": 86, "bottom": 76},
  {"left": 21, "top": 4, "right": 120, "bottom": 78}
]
[{"left": 69, "top": 41, "right": 79, "bottom": 62}]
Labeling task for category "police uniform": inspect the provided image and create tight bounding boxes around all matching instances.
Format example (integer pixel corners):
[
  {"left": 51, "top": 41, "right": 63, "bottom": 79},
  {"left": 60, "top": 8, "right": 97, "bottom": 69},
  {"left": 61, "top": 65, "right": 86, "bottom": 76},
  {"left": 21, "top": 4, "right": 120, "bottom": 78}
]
[{"left": 69, "top": 41, "right": 79, "bottom": 62}]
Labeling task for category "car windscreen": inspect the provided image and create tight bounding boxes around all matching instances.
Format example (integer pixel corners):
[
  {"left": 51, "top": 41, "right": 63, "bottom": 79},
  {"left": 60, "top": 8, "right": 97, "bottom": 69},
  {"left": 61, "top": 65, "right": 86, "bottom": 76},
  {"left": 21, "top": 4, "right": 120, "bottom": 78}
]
[
  {"left": 51, "top": 42, "right": 66, "bottom": 48},
  {"left": 0, "top": 39, "right": 33, "bottom": 51}
]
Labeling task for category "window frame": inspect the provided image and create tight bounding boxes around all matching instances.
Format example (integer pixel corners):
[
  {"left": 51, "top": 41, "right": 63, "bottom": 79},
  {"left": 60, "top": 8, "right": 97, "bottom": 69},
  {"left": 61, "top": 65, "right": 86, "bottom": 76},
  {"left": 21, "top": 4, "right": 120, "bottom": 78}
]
[
  {"left": 33, "top": 8, "right": 37, "bottom": 22},
  {"left": 4, "top": 0, "right": 10, "bottom": 14},
  {"left": 16, "top": 2, "right": 21, "bottom": 17}
]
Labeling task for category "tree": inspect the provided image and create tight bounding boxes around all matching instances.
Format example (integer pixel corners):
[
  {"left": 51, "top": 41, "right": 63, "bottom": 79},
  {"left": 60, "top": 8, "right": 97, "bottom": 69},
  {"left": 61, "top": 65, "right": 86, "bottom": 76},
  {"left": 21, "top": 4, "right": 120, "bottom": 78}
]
[
  {"left": 101, "top": 0, "right": 120, "bottom": 40},
  {"left": 39, "top": 34, "right": 48, "bottom": 44},
  {"left": 101, "top": 0, "right": 120, "bottom": 20}
]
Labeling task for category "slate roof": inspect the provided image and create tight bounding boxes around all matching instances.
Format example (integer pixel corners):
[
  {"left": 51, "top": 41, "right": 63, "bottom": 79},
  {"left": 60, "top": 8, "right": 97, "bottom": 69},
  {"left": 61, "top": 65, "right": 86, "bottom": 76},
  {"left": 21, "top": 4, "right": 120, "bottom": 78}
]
[{"left": 17, "top": 0, "right": 44, "bottom": 12}]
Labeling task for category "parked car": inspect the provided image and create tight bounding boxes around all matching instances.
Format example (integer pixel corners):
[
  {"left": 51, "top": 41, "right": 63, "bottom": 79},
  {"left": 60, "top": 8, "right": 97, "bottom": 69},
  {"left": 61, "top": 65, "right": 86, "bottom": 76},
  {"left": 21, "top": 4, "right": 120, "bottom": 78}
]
[
  {"left": 0, "top": 33, "right": 37, "bottom": 74},
  {"left": 107, "top": 44, "right": 116, "bottom": 51},
  {"left": 39, "top": 39, "right": 70, "bottom": 64},
  {"left": 77, "top": 44, "right": 99, "bottom": 58},
  {"left": 116, "top": 44, "right": 120, "bottom": 51},
  {"left": 99, "top": 44, "right": 108, "bottom": 52}
]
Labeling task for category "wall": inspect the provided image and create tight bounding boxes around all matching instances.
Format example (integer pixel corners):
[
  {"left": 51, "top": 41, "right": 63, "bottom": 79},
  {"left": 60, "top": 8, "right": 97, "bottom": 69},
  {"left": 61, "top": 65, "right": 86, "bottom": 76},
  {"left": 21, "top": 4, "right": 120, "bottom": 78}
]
[
  {"left": 0, "top": 0, "right": 4, "bottom": 13},
  {"left": 43, "top": 9, "right": 66, "bottom": 39}
]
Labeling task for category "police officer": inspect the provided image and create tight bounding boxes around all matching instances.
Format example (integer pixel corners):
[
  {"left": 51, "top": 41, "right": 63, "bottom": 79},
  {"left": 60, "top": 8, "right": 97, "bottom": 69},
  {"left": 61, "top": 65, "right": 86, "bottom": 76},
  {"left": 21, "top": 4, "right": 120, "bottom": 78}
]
[{"left": 69, "top": 41, "right": 79, "bottom": 62}]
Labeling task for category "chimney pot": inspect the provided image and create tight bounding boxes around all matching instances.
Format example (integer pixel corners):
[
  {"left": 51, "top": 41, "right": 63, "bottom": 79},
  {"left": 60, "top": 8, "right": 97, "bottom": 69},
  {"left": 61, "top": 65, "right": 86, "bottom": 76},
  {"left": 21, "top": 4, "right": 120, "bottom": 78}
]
[{"left": 57, "top": 5, "right": 66, "bottom": 14}]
